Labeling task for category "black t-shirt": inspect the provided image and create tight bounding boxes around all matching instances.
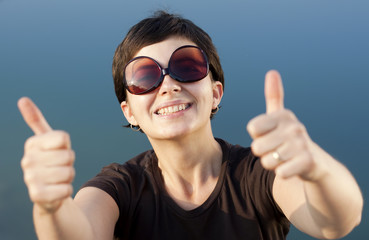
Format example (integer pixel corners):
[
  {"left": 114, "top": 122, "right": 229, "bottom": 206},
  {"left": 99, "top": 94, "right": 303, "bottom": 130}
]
[{"left": 82, "top": 138, "right": 290, "bottom": 239}]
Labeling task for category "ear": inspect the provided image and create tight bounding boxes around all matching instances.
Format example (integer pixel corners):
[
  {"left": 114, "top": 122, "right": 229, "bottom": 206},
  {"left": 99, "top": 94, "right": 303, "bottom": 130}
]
[
  {"left": 212, "top": 81, "right": 224, "bottom": 109},
  {"left": 120, "top": 101, "right": 138, "bottom": 126}
]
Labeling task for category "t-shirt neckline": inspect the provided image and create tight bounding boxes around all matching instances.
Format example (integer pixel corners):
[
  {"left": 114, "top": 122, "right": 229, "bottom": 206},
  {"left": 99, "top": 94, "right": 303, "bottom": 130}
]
[{"left": 150, "top": 138, "right": 230, "bottom": 218}]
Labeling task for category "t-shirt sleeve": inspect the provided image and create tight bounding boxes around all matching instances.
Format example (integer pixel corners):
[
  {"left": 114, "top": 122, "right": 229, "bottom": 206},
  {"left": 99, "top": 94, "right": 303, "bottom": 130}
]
[
  {"left": 81, "top": 162, "right": 132, "bottom": 235},
  {"left": 244, "top": 152, "right": 287, "bottom": 222},
  {"left": 80, "top": 151, "right": 155, "bottom": 238},
  {"left": 82, "top": 163, "right": 130, "bottom": 207}
]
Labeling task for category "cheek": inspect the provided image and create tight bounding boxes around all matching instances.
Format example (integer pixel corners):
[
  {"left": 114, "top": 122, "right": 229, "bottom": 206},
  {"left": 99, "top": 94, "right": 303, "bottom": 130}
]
[
  {"left": 129, "top": 94, "right": 155, "bottom": 116},
  {"left": 191, "top": 77, "right": 213, "bottom": 92},
  {"left": 200, "top": 79, "right": 216, "bottom": 99},
  {"left": 189, "top": 82, "right": 215, "bottom": 110}
]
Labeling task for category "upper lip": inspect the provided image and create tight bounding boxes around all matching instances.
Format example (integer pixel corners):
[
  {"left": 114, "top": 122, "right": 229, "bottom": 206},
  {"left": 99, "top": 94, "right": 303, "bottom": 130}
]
[{"left": 154, "top": 100, "right": 191, "bottom": 114}]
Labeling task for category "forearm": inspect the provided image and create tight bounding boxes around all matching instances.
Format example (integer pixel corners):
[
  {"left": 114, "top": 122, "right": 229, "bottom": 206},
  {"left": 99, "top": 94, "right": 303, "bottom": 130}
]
[
  {"left": 303, "top": 142, "right": 363, "bottom": 238},
  {"left": 33, "top": 197, "right": 95, "bottom": 240}
]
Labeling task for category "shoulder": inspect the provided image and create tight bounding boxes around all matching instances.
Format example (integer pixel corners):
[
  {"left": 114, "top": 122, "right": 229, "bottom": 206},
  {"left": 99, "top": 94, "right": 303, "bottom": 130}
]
[
  {"left": 97, "top": 150, "right": 155, "bottom": 179},
  {"left": 81, "top": 150, "right": 156, "bottom": 205},
  {"left": 216, "top": 137, "right": 268, "bottom": 187},
  {"left": 216, "top": 138, "right": 251, "bottom": 156},
  {"left": 216, "top": 138, "right": 256, "bottom": 171}
]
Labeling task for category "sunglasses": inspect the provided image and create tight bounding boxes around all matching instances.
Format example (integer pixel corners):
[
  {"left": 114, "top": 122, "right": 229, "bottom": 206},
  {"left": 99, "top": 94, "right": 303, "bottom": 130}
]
[{"left": 123, "top": 45, "right": 209, "bottom": 95}]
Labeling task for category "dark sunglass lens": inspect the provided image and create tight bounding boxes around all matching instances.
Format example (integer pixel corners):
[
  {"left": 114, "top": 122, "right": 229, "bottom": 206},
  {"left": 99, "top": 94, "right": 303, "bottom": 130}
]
[
  {"left": 124, "top": 58, "right": 161, "bottom": 94},
  {"left": 169, "top": 47, "right": 208, "bottom": 82}
]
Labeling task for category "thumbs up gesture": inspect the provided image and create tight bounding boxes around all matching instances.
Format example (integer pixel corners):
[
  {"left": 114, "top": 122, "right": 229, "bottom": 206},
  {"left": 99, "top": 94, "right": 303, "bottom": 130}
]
[
  {"left": 247, "top": 70, "right": 317, "bottom": 180},
  {"left": 18, "top": 97, "right": 75, "bottom": 213}
]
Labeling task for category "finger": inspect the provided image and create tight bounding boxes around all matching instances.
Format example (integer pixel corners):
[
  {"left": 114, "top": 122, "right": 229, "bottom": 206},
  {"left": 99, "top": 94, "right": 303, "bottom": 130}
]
[
  {"left": 251, "top": 128, "right": 285, "bottom": 156},
  {"left": 43, "top": 167, "right": 75, "bottom": 184},
  {"left": 21, "top": 149, "right": 75, "bottom": 169},
  {"left": 18, "top": 97, "right": 52, "bottom": 135},
  {"left": 260, "top": 153, "right": 282, "bottom": 170},
  {"left": 247, "top": 113, "right": 278, "bottom": 139},
  {"left": 24, "top": 166, "right": 75, "bottom": 185},
  {"left": 277, "top": 136, "right": 307, "bottom": 161},
  {"left": 29, "top": 184, "right": 73, "bottom": 203},
  {"left": 259, "top": 138, "right": 303, "bottom": 170},
  {"left": 43, "top": 150, "right": 75, "bottom": 167},
  {"left": 24, "top": 131, "right": 71, "bottom": 151},
  {"left": 275, "top": 152, "right": 313, "bottom": 179},
  {"left": 265, "top": 70, "right": 284, "bottom": 114}
]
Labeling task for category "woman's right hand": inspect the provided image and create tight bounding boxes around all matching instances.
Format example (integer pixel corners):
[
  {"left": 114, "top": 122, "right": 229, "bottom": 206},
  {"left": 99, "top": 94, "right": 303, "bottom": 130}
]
[{"left": 18, "top": 97, "right": 75, "bottom": 213}]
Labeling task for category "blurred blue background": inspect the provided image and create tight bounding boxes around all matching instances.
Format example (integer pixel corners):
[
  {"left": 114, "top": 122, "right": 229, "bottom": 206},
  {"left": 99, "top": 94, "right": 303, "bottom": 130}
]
[{"left": 0, "top": 0, "right": 368, "bottom": 239}]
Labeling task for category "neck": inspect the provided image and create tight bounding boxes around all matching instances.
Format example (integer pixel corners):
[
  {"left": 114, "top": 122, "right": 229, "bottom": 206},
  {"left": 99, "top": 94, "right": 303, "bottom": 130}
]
[
  {"left": 149, "top": 127, "right": 222, "bottom": 175},
  {"left": 147, "top": 128, "right": 223, "bottom": 209}
]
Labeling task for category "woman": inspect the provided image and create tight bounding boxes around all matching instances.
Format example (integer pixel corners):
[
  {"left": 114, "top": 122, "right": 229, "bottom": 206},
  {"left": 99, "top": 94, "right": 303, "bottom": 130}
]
[{"left": 18, "top": 11, "right": 362, "bottom": 240}]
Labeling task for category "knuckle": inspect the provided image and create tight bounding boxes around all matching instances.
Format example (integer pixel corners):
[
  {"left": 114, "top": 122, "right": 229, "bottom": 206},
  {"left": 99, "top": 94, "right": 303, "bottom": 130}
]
[
  {"left": 59, "top": 185, "right": 73, "bottom": 199},
  {"left": 284, "top": 109, "right": 296, "bottom": 119},
  {"left": 69, "top": 168, "right": 76, "bottom": 181},
  {"left": 303, "top": 152, "right": 314, "bottom": 166},
  {"left": 291, "top": 123, "right": 301, "bottom": 134},
  {"left": 29, "top": 184, "right": 72, "bottom": 203},
  {"left": 57, "top": 130, "right": 70, "bottom": 141},
  {"left": 58, "top": 167, "right": 75, "bottom": 183},
  {"left": 247, "top": 119, "right": 259, "bottom": 136},
  {"left": 44, "top": 193, "right": 58, "bottom": 203},
  {"left": 43, "top": 130, "right": 71, "bottom": 149},
  {"left": 24, "top": 136, "right": 37, "bottom": 150},
  {"left": 260, "top": 156, "right": 268, "bottom": 167},
  {"left": 251, "top": 141, "right": 261, "bottom": 156},
  {"left": 21, "top": 151, "right": 42, "bottom": 169},
  {"left": 247, "top": 114, "right": 268, "bottom": 136},
  {"left": 260, "top": 156, "right": 275, "bottom": 170},
  {"left": 66, "top": 185, "right": 74, "bottom": 196},
  {"left": 23, "top": 171, "right": 35, "bottom": 184},
  {"left": 29, "top": 186, "right": 43, "bottom": 201},
  {"left": 60, "top": 150, "right": 75, "bottom": 166},
  {"left": 68, "top": 150, "right": 75, "bottom": 164},
  {"left": 287, "top": 122, "right": 305, "bottom": 136},
  {"left": 62, "top": 167, "right": 74, "bottom": 182},
  {"left": 246, "top": 122, "right": 255, "bottom": 136},
  {"left": 58, "top": 131, "right": 71, "bottom": 147},
  {"left": 294, "top": 137, "right": 307, "bottom": 150},
  {"left": 296, "top": 151, "right": 314, "bottom": 168},
  {"left": 297, "top": 121, "right": 306, "bottom": 132},
  {"left": 20, "top": 156, "right": 31, "bottom": 169}
]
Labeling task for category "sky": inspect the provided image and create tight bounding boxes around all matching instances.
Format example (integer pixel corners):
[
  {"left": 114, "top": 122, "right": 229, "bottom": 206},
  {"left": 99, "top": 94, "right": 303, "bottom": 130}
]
[{"left": 0, "top": 0, "right": 368, "bottom": 239}]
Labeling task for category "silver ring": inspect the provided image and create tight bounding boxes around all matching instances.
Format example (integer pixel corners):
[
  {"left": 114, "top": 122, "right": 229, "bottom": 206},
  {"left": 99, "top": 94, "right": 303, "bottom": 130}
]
[{"left": 272, "top": 151, "right": 282, "bottom": 162}]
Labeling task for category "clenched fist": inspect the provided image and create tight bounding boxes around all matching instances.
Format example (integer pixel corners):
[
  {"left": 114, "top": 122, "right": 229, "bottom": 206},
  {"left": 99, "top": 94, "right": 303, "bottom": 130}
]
[
  {"left": 247, "top": 71, "right": 320, "bottom": 181},
  {"left": 18, "top": 97, "right": 75, "bottom": 213}
]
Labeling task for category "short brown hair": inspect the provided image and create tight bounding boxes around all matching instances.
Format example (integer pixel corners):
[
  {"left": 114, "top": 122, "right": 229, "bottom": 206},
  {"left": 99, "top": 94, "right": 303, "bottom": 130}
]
[{"left": 112, "top": 10, "right": 224, "bottom": 103}]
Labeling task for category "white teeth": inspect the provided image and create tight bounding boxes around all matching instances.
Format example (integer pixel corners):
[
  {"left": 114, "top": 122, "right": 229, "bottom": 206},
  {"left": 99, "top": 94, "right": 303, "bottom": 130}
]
[{"left": 157, "top": 104, "right": 188, "bottom": 115}]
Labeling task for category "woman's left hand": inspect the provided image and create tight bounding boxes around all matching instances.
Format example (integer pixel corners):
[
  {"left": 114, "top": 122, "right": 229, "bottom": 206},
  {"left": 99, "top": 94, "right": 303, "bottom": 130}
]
[
  {"left": 247, "top": 70, "right": 363, "bottom": 239},
  {"left": 247, "top": 70, "right": 321, "bottom": 181}
]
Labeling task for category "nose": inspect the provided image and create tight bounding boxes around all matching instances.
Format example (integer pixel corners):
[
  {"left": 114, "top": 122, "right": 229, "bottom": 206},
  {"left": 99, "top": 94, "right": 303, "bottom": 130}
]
[{"left": 158, "top": 71, "right": 181, "bottom": 96}]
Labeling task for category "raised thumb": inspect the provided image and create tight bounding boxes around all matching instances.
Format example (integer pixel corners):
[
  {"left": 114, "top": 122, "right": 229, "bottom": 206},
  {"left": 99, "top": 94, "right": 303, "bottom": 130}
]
[
  {"left": 18, "top": 97, "right": 53, "bottom": 135},
  {"left": 265, "top": 70, "right": 284, "bottom": 114}
]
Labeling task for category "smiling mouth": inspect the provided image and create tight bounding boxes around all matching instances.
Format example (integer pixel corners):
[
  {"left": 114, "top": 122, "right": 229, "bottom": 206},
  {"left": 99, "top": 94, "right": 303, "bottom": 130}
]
[{"left": 155, "top": 103, "right": 191, "bottom": 116}]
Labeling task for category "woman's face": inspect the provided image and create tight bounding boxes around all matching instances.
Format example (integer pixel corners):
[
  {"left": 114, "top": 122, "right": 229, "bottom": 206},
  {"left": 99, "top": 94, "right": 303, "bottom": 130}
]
[{"left": 121, "top": 37, "right": 223, "bottom": 141}]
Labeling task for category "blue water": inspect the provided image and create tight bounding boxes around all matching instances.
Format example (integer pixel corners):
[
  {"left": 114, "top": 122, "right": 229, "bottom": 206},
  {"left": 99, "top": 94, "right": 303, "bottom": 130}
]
[{"left": 0, "top": 0, "right": 368, "bottom": 239}]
